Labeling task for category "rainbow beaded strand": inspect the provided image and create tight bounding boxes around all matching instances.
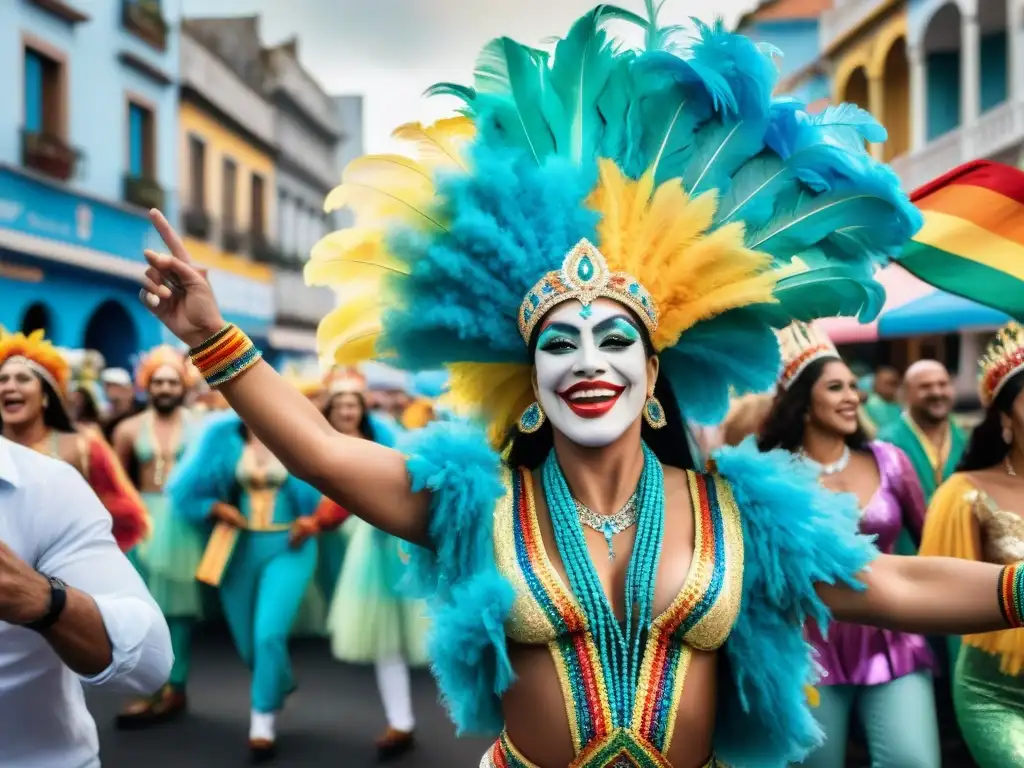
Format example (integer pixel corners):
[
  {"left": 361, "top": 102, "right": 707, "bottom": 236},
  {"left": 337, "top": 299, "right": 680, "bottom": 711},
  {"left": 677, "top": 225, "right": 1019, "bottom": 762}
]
[
  {"left": 541, "top": 442, "right": 665, "bottom": 730},
  {"left": 189, "top": 324, "right": 263, "bottom": 388},
  {"left": 998, "top": 563, "right": 1024, "bottom": 628}
]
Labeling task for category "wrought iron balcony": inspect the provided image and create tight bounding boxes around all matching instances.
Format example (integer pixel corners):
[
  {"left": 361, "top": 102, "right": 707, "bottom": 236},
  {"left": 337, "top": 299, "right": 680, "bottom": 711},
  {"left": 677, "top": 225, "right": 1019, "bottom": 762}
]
[
  {"left": 21, "top": 129, "right": 80, "bottom": 182},
  {"left": 221, "top": 223, "right": 246, "bottom": 254},
  {"left": 123, "top": 174, "right": 164, "bottom": 210},
  {"left": 183, "top": 208, "right": 211, "bottom": 240},
  {"left": 122, "top": 0, "right": 167, "bottom": 51},
  {"left": 250, "top": 232, "right": 288, "bottom": 266}
]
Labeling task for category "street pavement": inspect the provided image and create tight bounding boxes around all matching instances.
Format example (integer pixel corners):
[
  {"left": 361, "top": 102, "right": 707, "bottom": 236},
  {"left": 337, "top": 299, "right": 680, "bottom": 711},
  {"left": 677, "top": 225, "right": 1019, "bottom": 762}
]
[
  {"left": 88, "top": 628, "right": 975, "bottom": 767},
  {"left": 88, "top": 628, "right": 489, "bottom": 767}
]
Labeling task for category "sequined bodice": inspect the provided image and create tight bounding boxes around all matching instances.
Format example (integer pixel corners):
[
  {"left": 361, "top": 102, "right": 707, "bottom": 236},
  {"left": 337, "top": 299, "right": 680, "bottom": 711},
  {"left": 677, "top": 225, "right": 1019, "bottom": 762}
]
[
  {"left": 968, "top": 489, "right": 1024, "bottom": 565},
  {"left": 492, "top": 466, "right": 744, "bottom": 762}
]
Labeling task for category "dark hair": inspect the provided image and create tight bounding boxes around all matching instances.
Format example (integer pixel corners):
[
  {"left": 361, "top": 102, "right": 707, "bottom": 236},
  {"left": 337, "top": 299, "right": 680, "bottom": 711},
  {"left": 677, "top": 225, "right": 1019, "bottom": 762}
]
[
  {"left": 502, "top": 317, "right": 695, "bottom": 471},
  {"left": 958, "top": 370, "right": 1024, "bottom": 472},
  {"left": 73, "top": 386, "right": 101, "bottom": 423},
  {"left": 757, "top": 356, "right": 869, "bottom": 453},
  {"left": 322, "top": 390, "right": 373, "bottom": 441}
]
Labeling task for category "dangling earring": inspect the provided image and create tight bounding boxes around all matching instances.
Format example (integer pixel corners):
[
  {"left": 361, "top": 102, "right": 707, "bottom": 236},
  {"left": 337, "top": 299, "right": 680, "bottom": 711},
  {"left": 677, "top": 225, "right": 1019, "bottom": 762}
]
[
  {"left": 643, "top": 392, "right": 667, "bottom": 429},
  {"left": 1004, "top": 426, "right": 1014, "bottom": 445},
  {"left": 41, "top": 396, "right": 49, "bottom": 409},
  {"left": 517, "top": 401, "right": 546, "bottom": 433}
]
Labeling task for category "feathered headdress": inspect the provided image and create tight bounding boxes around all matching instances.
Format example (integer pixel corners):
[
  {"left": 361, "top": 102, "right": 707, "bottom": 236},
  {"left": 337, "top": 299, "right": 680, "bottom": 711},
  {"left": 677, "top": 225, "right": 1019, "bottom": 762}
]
[
  {"left": 135, "top": 345, "right": 194, "bottom": 390},
  {"left": 777, "top": 321, "right": 840, "bottom": 390},
  {"left": 325, "top": 365, "right": 367, "bottom": 395},
  {"left": 0, "top": 328, "right": 71, "bottom": 396},
  {"left": 980, "top": 322, "right": 1024, "bottom": 407},
  {"left": 306, "top": 6, "right": 920, "bottom": 441}
]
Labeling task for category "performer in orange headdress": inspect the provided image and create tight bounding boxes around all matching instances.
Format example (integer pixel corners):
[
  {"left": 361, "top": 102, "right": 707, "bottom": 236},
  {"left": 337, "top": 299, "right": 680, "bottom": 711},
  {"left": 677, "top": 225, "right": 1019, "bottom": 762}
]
[
  {"left": 111, "top": 345, "right": 205, "bottom": 728},
  {"left": 0, "top": 329, "right": 148, "bottom": 551}
]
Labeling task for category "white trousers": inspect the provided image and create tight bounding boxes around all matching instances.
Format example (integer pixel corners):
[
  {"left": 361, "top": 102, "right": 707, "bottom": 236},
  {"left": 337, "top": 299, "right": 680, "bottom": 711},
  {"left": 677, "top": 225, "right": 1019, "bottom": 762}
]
[{"left": 374, "top": 653, "right": 415, "bottom": 732}]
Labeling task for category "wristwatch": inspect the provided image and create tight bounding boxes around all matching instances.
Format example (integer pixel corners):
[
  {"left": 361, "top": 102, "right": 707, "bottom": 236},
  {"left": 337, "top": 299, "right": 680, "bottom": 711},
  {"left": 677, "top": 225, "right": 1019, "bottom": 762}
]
[{"left": 23, "top": 575, "right": 68, "bottom": 633}]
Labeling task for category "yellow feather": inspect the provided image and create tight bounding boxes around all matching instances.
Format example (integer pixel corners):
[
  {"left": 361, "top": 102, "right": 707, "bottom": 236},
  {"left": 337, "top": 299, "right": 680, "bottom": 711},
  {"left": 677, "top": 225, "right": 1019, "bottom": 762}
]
[
  {"left": 323, "top": 154, "right": 443, "bottom": 231},
  {"left": 316, "top": 291, "right": 381, "bottom": 354},
  {"left": 587, "top": 162, "right": 778, "bottom": 351},
  {"left": 447, "top": 362, "right": 534, "bottom": 447},
  {"left": 304, "top": 228, "right": 408, "bottom": 287},
  {"left": 392, "top": 117, "right": 475, "bottom": 171}
]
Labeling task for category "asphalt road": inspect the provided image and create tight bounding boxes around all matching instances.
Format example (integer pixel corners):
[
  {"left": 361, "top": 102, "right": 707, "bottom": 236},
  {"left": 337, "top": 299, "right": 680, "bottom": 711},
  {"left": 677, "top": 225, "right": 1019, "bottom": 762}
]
[
  {"left": 87, "top": 628, "right": 975, "bottom": 768},
  {"left": 88, "top": 628, "right": 489, "bottom": 768}
]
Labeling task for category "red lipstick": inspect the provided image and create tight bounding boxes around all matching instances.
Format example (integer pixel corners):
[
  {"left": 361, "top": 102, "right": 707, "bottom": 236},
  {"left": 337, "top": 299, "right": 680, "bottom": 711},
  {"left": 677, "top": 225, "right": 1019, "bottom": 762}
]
[{"left": 557, "top": 380, "right": 626, "bottom": 419}]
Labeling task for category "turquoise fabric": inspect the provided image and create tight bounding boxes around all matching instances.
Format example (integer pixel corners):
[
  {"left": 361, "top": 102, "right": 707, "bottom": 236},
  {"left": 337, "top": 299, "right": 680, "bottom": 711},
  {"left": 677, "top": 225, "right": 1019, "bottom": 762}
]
[{"left": 220, "top": 532, "right": 316, "bottom": 712}]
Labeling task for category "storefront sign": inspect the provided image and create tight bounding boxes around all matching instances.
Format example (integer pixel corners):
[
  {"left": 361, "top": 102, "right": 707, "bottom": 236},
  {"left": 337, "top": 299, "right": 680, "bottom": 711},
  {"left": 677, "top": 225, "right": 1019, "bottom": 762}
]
[
  {"left": 207, "top": 268, "right": 275, "bottom": 337},
  {"left": 0, "top": 166, "right": 152, "bottom": 262}
]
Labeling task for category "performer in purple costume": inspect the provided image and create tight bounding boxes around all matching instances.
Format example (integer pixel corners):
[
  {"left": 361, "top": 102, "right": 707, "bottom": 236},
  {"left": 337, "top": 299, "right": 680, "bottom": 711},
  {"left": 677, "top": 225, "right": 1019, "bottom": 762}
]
[{"left": 759, "top": 323, "right": 939, "bottom": 768}]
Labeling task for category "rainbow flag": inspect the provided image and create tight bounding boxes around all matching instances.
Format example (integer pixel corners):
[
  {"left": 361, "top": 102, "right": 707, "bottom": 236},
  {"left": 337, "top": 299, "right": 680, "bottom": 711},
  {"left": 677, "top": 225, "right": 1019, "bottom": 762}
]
[{"left": 901, "top": 160, "right": 1024, "bottom": 321}]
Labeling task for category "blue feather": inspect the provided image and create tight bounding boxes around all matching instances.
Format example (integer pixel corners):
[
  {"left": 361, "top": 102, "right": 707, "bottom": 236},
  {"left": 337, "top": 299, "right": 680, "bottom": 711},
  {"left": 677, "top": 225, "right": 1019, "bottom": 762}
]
[
  {"left": 660, "top": 309, "right": 782, "bottom": 425},
  {"left": 167, "top": 411, "right": 244, "bottom": 523},
  {"left": 548, "top": 6, "right": 620, "bottom": 163}
]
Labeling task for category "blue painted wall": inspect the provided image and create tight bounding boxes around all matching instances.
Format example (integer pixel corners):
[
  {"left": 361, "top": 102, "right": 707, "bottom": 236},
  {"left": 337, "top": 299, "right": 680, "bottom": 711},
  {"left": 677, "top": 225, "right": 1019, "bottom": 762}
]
[
  {"left": 740, "top": 19, "right": 821, "bottom": 81},
  {"left": 0, "top": 1, "right": 181, "bottom": 222},
  {"left": 980, "top": 32, "right": 1008, "bottom": 113},
  {"left": 926, "top": 51, "right": 960, "bottom": 139},
  {"left": 0, "top": 1, "right": 181, "bottom": 369},
  {"left": 789, "top": 72, "right": 831, "bottom": 106}
]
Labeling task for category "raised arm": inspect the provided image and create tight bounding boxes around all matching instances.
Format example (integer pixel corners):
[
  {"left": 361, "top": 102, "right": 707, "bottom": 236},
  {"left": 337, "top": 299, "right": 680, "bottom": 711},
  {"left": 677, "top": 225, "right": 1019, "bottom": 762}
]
[{"left": 139, "top": 210, "right": 430, "bottom": 546}]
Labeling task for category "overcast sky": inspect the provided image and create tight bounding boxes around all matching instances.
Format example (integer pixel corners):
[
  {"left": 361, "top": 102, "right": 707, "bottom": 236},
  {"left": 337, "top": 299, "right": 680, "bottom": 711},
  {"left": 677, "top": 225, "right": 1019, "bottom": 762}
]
[{"left": 178, "top": 0, "right": 760, "bottom": 152}]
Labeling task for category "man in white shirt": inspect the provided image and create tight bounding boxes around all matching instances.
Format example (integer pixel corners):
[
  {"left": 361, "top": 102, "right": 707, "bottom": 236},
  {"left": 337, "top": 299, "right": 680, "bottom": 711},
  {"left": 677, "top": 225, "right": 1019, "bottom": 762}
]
[{"left": 0, "top": 436, "right": 173, "bottom": 767}]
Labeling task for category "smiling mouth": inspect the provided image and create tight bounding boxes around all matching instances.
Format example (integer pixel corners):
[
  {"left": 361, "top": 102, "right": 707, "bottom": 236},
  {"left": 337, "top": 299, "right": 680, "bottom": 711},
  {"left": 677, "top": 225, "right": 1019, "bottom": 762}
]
[
  {"left": 0, "top": 396, "right": 27, "bottom": 414},
  {"left": 558, "top": 381, "right": 626, "bottom": 419}
]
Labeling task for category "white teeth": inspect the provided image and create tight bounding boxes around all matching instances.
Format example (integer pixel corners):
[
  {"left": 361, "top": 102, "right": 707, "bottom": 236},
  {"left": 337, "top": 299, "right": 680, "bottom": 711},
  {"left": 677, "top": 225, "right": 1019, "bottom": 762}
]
[{"left": 569, "top": 388, "right": 617, "bottom": 401}]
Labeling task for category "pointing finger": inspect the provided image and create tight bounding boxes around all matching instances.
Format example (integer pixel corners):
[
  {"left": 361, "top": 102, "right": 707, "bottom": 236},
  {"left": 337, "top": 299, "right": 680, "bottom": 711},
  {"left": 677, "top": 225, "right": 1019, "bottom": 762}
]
[
  {"left": 148, "top": 209, "right": 193, "bottom": 266},
  {"left": 144, "top": 249, "right": 204, "bottom": 286}
]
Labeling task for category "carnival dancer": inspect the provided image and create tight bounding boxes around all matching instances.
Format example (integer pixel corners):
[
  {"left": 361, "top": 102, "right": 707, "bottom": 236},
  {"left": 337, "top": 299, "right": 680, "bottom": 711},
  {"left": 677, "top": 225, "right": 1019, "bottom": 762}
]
[
  {"left": 860, "top": 365, "right": 903, "bottom": 437},
  {"left": 759, "top": 324, "right": 939, "bottom": 767},
  {"left": 66, "top": 348, "right": 107, "bottom": 437},
  {"left": 321, "top": 371, "right": 429, "bottom": 759},
  {"left": 139, "top": 8, "right": 1024, "bottom": 766},
  {"left": 111, "top": 345, "right": 204, "bottom": 728},
  {"left": 167, "top": 412, "right": 321, "bottom": 761},
  {"left": 919, "top": 322, "right": 1024, "bottom": 767},
  {"left": 0, "top": 329, "right": 148, "bottom": 551}
]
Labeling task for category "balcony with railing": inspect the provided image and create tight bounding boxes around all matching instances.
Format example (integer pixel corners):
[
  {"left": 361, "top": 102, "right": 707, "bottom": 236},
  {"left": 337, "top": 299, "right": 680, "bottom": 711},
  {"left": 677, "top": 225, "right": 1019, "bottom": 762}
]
[
  {"left": 182, "top": 207, "right": 212, "bottom": 240},
  {"left": 890, "top": 99, "right": 1024, "bottom": 192},
  {"left": 819, "top": 0, "right": 893, "bottom": 53},
  {"left": 20, "top": 129, "right": 81, "bottom": 182},
  {"left": 123, "top": 174, "right": 164, "bottom": 210},
  {"left": 121, "top": 0, "right": 167, "bottom": 51}
]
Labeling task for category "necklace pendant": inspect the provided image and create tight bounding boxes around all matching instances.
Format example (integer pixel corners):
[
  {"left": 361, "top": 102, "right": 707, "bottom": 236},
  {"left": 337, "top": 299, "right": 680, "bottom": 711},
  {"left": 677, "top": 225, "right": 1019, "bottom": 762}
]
[{"left": 602, "top": 523, "right": 616, "bottom": 560}]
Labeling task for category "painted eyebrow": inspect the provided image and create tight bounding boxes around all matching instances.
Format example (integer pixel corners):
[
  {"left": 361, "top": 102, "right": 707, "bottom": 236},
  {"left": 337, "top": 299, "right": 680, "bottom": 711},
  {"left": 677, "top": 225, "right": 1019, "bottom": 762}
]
[
  {"left": 593, "top": 315, "right": 641, "bottom": 335},
  {"left": 537, "top": 323, "right": 581, "bottom": 340}
]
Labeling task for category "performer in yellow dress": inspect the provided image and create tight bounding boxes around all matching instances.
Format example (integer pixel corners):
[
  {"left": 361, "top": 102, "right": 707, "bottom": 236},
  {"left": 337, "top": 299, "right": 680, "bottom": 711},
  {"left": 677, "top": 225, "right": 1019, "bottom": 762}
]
[{"left": 920, "top": 322, "right": 1024, "bottom": 767}]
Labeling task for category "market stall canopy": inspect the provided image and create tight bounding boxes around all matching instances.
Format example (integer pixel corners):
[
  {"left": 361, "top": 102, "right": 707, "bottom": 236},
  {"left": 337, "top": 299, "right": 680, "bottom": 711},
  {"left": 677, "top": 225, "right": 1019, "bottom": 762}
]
[
  {"left": 816, "top": 266, "right": 933, "bottom": 343},
  {"left": 878, "top": 290, "right": 1009, "bottom": 337}
]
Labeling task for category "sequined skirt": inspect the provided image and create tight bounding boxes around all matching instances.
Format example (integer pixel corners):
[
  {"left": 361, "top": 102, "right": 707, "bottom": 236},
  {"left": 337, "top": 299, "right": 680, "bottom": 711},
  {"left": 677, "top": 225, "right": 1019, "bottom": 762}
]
[
  {"left": 953, "top": 645, "right": 1024, "bottom": 766},
  {"left": 480, "top": 730, "right": 726, "bottom": 768}
]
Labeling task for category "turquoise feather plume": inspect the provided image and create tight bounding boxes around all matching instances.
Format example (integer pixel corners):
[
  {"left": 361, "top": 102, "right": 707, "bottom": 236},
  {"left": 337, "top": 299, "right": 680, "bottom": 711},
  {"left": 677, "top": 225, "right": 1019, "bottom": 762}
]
[{"left": 402, "top": 6, "right": 921, "bottom": 423}]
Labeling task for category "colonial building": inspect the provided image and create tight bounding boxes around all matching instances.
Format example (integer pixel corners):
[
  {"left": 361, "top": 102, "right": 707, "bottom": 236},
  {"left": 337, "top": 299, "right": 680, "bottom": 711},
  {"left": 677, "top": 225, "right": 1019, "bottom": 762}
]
[
  {"left": 177, "top": 20, "right": 278, "bottom": 359},
  {"left": 181, "top": 17, "right": 342, "bottom": 366},
  {"left": 0, "top": 0, "right": 180, "bottom": 367}
]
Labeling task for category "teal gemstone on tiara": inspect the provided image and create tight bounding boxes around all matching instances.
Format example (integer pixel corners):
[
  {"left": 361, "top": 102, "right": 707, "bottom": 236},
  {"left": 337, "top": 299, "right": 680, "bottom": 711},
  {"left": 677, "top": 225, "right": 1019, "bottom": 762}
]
[{"left": 577, "top": 254, "right": 595, "bottom": 282}]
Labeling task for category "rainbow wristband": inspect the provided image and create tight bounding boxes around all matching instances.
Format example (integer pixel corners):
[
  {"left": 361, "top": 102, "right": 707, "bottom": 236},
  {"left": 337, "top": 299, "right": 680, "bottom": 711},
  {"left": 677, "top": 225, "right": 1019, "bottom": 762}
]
[
  {"left": 189, "top": 324, "right": 262, "bottom": 388},
  {"left": 997, "top": 563, "right": 1024, "bottom": 628}
]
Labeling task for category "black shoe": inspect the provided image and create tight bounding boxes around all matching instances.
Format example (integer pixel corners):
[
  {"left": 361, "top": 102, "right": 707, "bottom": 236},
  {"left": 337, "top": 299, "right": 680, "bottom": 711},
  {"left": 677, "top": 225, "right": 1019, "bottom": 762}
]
[
  {"left": 249, "top": 738, "right": 277, "bottom": 764},
  {"left": 375, "top": 728, "right": 415, "bottom": 762}
]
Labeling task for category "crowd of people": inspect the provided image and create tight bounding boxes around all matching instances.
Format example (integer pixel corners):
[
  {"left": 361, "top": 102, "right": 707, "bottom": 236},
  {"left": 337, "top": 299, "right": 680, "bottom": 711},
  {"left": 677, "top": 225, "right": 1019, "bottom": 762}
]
[
  {"left": 0, "top": 333, "right": 444, "bottom": 763},
  {"left": 3, "top": 5, "right": 1024, "bottom": 768}
]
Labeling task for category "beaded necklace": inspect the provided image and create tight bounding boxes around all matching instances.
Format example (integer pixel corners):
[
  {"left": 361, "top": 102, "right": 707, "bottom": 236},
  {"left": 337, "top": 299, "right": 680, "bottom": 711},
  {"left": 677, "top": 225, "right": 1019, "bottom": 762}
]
[{"left": 541, "top": 442, "right": 665, "bottom": 729}]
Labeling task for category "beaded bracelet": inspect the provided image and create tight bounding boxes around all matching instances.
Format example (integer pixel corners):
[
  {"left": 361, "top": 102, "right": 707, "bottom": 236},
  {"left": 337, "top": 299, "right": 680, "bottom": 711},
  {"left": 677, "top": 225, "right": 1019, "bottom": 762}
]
[
  {"left": 189, "top": 324, "right": 262, "bottom": 388},
  {"left": 997, "top": 563, "right": 1024, "bottom": 628}
]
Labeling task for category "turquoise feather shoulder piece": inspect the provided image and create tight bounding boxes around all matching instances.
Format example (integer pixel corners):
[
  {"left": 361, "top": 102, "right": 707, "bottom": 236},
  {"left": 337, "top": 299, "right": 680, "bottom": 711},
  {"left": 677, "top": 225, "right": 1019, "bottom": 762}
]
[{"left": 711, "top": 437, "right": 879, "bottom": 765}]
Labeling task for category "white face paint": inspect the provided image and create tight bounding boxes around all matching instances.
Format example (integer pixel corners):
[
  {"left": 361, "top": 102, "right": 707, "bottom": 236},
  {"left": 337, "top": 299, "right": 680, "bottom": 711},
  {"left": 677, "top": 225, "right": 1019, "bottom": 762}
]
[{"left": 533, "top": 298, "right": 650, "bottom": 448}]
